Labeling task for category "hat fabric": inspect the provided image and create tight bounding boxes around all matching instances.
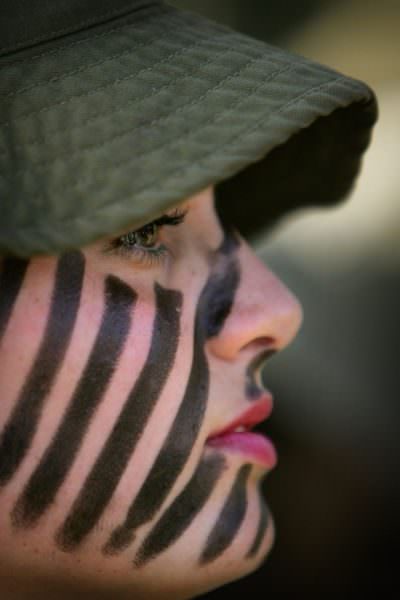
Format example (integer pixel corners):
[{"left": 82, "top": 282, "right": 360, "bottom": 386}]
[{"left": 0, "top": 0, "right": 377, "bottom": 256}]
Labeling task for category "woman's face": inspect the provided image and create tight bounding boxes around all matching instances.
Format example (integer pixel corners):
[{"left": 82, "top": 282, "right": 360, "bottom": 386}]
[{"left": 0, "top": 187, "right": 302, "bottom": 599}]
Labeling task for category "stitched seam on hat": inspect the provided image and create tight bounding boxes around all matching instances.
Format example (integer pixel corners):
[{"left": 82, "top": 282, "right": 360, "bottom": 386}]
[
  {"left": 0, "top": 2, "right": 157, "bottom": 56},
  {"left": 13, "top": 62, "right": 296, "bottom": 184},
  {"left": 137, "top": 76, "right": 353, "bottom": 192},
  {"left": 4, "top": 12, "right": 201, "bottom": 98},
  {"left": 6, "top": 47, "right": 267, "bottom": 158},
  {"left": 78, "top": 75, "right": 355, "bottom": 207},
  {"left": 276, "top": 76, "right": 358, "bottom": 112},
  {"left": 3, "top": 86, "right": 372, "bottom": 257},
  {"left": 1, "top": 32, "right": 259, "bottom": 127},
  {"left": 7, "top": 75, "right": 364, "bottom": 239},
  {"left": 10, "top": 58, "right": 288, "bottom": 174}
]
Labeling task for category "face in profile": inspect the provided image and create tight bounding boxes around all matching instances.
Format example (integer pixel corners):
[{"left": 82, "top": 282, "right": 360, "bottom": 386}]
[{"left": 0, "top": 186, "right": 302, "bottom": 599}]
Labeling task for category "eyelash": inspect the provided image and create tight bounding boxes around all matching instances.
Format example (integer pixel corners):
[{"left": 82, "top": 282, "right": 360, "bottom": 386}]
[{"left": 106, "top": 208, "right": 187, "bottom": 267}]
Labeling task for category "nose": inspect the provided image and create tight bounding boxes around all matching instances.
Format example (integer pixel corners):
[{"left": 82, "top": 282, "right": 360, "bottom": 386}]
[{"left": 207, "top": 240, "right": 303, "bottom": 361}]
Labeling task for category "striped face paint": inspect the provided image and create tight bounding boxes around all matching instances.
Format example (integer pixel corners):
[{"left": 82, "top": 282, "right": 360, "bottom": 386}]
[
  {"left": 0, "top": 251, "right": 85, "bottom": 485},
  {"left": 134, "top": 453, "right": 226, "bottom": 567},
  {"left": 200, "top": 464, "right": 252, "bottom": 565},
  {"left": 0, "top": 187, "right": 296, "bottom": 598},
  {"left": 12, "top": 275, "right": 136, "bottom": 529},
  {"left": 56, "top": 283, "right": 182, "bottom": 551},
  {"left": 101, "top": 231, "right": 241, "bottom": 556}
]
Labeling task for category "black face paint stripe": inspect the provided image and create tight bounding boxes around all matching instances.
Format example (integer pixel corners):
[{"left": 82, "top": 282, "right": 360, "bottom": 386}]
[
  {"left": 0, "top": 251, "right": 85, "bottom": 486},
  {"left": 200, "top": 464, "right": 251, "bottom": 565},
  {"left": 134, "top": 453, "right": 226, "bottom": 567},
  {"left": 204, "top": 258, "right": 240, "bottom": 339},
  {"left": 246, "top": 493, "right": 269, "bottom": 559},
  {"left": 0, "top": 257, "right": 29, "bottom": 343},
  {"left": 55, "top": 283, "right": 182, "bottom": 552},
  {"left": 11, "top": 275, "right": 136, "bottom": 529},
  {"left": 103, "top": 232, "right": 241, "bottom": 556},
  {"left": 205, "top": 226, "right": 240, "bottom": 340},
  {"left": 103, "top": 307, "right": 209, "bottom": 555}
]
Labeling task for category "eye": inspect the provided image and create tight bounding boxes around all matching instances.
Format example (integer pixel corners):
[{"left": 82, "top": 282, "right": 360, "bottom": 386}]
[
  {"left": 106, "top": 208, "right": 187, "bottom": 267},
  {"left": 119, "top": 222, "right": 159, "bottom": 250}
]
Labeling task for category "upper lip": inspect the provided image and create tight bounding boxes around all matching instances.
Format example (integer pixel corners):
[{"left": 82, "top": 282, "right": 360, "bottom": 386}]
[{"left": 206, "top": 395, "right": 273, "bottom": 441}]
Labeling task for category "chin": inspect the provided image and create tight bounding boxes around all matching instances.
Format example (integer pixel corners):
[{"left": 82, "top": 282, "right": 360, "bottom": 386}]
[
  {"left": 135, "top": 495, "right": 275, "bottom": 599},
  {"left": 192, "top": 512, "right": 275, "bottom": 599},
  {"left": 178, "top": 525, "right": 275, "bottom": 600}
]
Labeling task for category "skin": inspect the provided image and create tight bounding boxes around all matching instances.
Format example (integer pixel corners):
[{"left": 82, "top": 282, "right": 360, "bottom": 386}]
[{"left": 0, "top": 186, "right": 302, "bottom": 599}]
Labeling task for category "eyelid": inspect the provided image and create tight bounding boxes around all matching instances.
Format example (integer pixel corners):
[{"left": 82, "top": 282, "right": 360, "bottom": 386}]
[
  {"left": 121, "top": 206, "right": 188, "bottom": 237},
  {"left": 102, "top": 206, "right": 188, "bottom": 263}
]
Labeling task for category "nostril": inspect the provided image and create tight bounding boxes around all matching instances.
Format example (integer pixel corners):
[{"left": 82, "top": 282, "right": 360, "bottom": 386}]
[{"left": 241, "top": 336, "right": 276, "bottom": 354}]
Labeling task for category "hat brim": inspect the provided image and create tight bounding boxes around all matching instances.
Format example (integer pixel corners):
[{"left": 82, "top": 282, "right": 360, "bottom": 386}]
[{"left": 0, "top": 2, "right": 377, "bottom": 256}]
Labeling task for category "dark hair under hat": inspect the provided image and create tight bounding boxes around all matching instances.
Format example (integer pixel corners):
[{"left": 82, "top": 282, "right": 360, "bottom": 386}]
[{"left": 0, "top": 0, "right": 378, "bottom": 256}]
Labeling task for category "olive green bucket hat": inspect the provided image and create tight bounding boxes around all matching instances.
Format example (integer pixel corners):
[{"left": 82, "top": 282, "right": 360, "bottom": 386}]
[{"left": 0, "top": 0, "right": 378, "bottom": 257}]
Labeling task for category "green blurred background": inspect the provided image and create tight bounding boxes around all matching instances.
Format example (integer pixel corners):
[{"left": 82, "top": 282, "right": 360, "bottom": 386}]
[{"left": 171, "top": 1, "right": 400, "bottom": 597}]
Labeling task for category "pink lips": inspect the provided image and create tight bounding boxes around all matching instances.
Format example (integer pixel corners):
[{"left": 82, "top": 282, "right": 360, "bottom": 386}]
[{"left": 206, "top": 395, "right": 277, "bottom": 469}]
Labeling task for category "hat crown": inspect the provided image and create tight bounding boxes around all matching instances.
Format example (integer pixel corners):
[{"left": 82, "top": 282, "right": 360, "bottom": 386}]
[{"left": 0, "top": 0, "right": 157, "bottom": 57}]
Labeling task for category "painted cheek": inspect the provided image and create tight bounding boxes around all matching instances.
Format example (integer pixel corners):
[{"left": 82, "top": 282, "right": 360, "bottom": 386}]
[
  {"left": 12, "top": 275, "right": 136, "bottom": 529},
  {"left": 56, "top": 283, "right": 182, "bottom": 552},
  {"left": 104, "top": 234, "right": 243, "bottom": 563},
  {"left": 101, "top": 286, "right": 199, "bottom": 556},
  {"left": 0, "top": 251, "right": 85, "bottom": 486},
  {"left": 2, "top": 229, "right": 248, "bottom": 573}
]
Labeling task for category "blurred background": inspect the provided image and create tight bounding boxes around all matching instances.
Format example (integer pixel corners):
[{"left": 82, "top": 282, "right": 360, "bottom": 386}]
[{"left": 170, "top": 1, "right": 400, "bottom": 597}]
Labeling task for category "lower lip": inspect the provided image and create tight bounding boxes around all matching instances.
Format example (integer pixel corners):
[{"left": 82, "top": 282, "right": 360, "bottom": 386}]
[{"left": 206, "top": 432, "right": 277, "bottom": 469}]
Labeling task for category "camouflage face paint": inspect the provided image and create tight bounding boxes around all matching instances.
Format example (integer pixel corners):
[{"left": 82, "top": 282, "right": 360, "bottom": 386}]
[
  {"left": 200, "top": 464, "right": 251, "bottom": 565},
  {"left": 102, "top": 232, "right": 241, "bottom": 556},
  {"left": 12, "top": 275, "right": 136, "bottom": 528},
  {"left": 0, "top": 251, "right": 84, "bottom": 486},
  {"left": 56, "top": 283, "right": 182, "bottom": 552},
  {"left": 134, "top": 453, "right": 226, "bottom": 567}
]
